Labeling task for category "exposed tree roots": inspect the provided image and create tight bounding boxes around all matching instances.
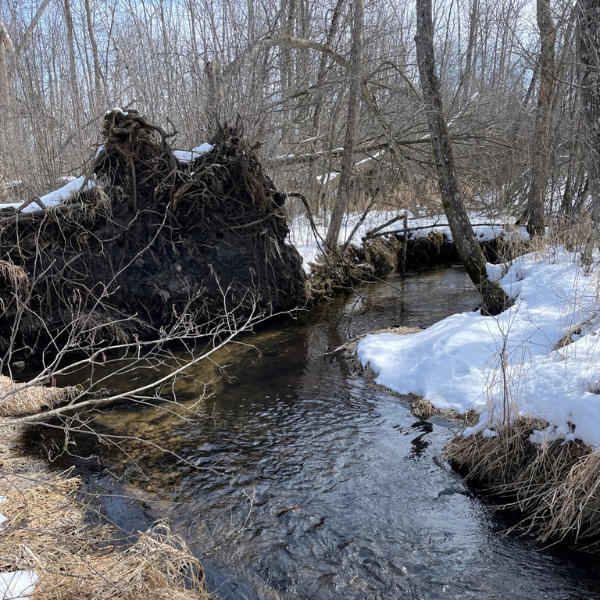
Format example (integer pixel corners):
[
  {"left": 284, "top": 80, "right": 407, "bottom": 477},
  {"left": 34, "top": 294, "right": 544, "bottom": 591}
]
[{"left": 0, "top": 110, "right": 307, "bottom": 358}]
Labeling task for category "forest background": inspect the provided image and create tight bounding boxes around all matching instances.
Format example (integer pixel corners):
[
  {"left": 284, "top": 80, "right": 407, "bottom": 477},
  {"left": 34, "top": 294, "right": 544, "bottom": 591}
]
[{"left": 0, "top": 0, "right": 594, "bottom": 243}]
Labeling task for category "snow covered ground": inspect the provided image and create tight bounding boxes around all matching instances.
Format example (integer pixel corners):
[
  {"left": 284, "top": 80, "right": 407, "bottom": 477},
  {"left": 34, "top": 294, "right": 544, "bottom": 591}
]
[
  {"left": 288, "top": 210, "right": 525, "bottom": 272},
  {"left": 357, "top": 247, "right": 600, "bottom": 449}
]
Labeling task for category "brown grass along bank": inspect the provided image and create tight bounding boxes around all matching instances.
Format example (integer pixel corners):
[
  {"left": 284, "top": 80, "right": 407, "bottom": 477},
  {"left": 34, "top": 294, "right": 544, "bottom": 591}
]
[
  {"left": 308, "top": 237, "right": 400, "bottom": 301},
  {"left": 0, "top": 381, "right": 212, "bottom": 599},
  {"left": 446, "top": 417, "right": 600, "bottom": 547},
  {"left": 0, "top": 375, "right": 79, "bottom": 417}
]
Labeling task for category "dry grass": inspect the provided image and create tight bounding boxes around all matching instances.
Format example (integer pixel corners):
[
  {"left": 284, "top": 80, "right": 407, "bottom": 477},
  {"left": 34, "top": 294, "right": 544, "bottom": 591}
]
[
  {"left": 0, "top": 423, "right": 212, "bottom": 599},
  {"left": 446, "top": 417, "right": 600, "bottom": 546},
  {"left": 0, "top": 371, "right": 211, "bottom": 598},
  {"left": 409, "top": 398, "right": 479, "bottom": 424},
  {"left": 364, "top": 237, "right": 399, "bottom": 273},
  {"left": 0, "top": 375, "right": 79, "bottom": 417},
  {"left": 0, "top": 260, "right": 30, "bottom": 298}
]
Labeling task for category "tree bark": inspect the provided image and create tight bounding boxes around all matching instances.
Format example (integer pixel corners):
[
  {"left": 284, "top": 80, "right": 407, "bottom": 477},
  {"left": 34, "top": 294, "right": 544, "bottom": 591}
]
[
  {"left": 415, "top": 0, "right": 507, "bottom": 314},
  {"left": 63, "top": 0, "right": 82, "bottom": 143},
  {"left": 325, "top": 0, "right": 364, "bottom": 250},
  {"left": 461, "top": 0, "right": 479, "bottom": 106},
  {"left": 528, "top": 0, "right": 555, "bottom": 237},
  {"left": 578, "top": 0, "right": 600, "bottom": 265},
  {"left": 84, "top": 0, "right": 103, "bottom": 112},
  {"left": 309, "top": 0, "right": 344, "bottom": 215},
  {"left": 0, "top": 20, "right": 12, "bottom": 108},
  {"left": 15, "top": 0, "right": 52, "bottom": 53}
]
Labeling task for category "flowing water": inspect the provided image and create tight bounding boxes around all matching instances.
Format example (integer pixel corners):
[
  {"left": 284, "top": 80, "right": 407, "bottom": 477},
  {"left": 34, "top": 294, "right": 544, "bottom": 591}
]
[{"left": 29, "top": 267, "right": 600, "bottom": 599}]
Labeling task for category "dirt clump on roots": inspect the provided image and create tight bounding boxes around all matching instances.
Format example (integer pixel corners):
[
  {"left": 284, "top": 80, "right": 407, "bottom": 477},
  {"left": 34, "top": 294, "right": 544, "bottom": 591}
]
[
  {"left": 446, "top": 418, "right": 600, "bottom": 546},
  {"left": 0, "top": 109, "right": 307, "bottom": 357}
]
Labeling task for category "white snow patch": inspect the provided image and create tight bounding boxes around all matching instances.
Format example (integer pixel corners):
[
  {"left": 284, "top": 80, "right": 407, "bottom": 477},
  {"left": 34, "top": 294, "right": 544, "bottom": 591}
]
[
  {"left": 0, "top": 571, "right": 39, "bottom": 600},
  {"left": 37, "top": 176, "right": 94, "bottom": 210},
  {"left": 316, "top": 172, "right": 339, "bottom": 185},
  {"left": 173, "top": 143, "right": 214, "bottom": 162},
  {"left": 0, "top": 176, "right": 95, "bottom": 214},
  {"left": 106, "top": 106, "right": 128, "bottom": 116},
  {"left": 357, "top": 247, "right": 600, "bottom": 448}
]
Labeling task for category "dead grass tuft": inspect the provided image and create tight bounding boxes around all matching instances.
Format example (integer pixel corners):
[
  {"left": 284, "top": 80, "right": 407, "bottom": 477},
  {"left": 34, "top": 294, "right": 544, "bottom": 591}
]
[
  {"left": 446, "top": 417, "right": 600, "bottom": 545},
  {"left": 364, "top": 238, "right": 399, "bottom": 273},
  {"left": 0, "top": 260, "right": 30, "bottom": 298},
  {"left": 0, "top": 375, "right": 79, "bottom": 417},
  {"left": 0, "top": 428, "right": 212, "bottom": 599},
  {"left": 409, "top": 398, "right": 479, "bottom": 424},
  {"left": 409, "top": 398, "right": 438, "bottom": 419}
]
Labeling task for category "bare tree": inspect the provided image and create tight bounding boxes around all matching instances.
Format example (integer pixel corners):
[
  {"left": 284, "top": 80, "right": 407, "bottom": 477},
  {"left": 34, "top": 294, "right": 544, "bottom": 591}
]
[
  {"left": 528, "top": 0, "right": 556, "bottom": 237},
  {"left": 324, "top": 0, "right": 364, "bottom": 250},
  {"left": 415, "top": 0, "right": 507, "bottom": 314},
  {"left": 0, "top": 17, "right": 12, "bottom": 107},
  {"left": 578, "top": 0, "right": 600, "bottom": 265}
]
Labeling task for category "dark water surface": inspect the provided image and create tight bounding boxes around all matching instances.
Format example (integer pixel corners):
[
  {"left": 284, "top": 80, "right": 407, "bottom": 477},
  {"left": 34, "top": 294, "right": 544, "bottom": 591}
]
[{"left": 33, "top": 268, "right": 600, "bottom": 599}]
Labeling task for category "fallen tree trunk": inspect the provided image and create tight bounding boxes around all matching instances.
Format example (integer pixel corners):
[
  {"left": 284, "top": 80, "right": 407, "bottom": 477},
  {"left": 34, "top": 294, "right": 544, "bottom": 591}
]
[{"left": 0, "top": 110, "right": 307, "bottom": 359}]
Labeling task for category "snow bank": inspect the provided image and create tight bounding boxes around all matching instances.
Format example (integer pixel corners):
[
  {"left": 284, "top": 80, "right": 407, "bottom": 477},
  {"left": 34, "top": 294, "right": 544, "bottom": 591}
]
[
  {"left": 289, "top": 211, "right": 402, "bottom": 271},
  {"left": 357, "top": 248, "right": 600, "bottom": 449},
  {"left": 288, "top": 211, "right": 524, "bottom": 273},
  {"left": 0, "top": 176, "right": 95, "bottom": 214}
]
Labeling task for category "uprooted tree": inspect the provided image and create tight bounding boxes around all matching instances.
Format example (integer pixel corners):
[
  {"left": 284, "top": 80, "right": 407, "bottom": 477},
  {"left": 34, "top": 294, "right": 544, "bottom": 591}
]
[{"left": 0, "top": 109, "right": 308, "bottom": 369}]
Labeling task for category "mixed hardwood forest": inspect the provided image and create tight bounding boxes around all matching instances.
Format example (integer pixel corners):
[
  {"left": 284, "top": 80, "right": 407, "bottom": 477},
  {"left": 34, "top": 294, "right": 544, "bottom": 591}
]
[{"left": 0, "top": 0, "right": 599, "bottom": 247}]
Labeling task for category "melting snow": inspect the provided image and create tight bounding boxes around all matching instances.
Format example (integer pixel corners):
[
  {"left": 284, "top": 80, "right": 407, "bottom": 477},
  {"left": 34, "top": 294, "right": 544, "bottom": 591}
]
[{"left": 357, "top": 248, "right": 600, "bottom": 449}]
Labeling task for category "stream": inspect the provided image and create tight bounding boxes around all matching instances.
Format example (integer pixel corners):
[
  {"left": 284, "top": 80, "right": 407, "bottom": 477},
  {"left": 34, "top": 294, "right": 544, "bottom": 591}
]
[{"left": 28, "top": 267, "right": 600, "bottom": 599}]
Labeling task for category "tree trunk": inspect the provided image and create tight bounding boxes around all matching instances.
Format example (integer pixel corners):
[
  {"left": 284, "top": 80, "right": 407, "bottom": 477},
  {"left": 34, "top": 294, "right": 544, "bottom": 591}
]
[
  {"left": 325, "top": 0, "right": 364, "bottom": 250},
  {"left": 84, "top": 0, "right": 103, "bottom": 112},
  {"left": 205, "top": 60, "right": 223, "bottom": 136},
  {"left": 0, "top": 20, "right": 12, "bottom": 108},
  {"left": 528, "top": 0, "right": 555, "bottom": 237},
  {"left": 461, "top": 0, "right": 479, "bottom": 105},
  {"left": 415, "top": 0, "right": 507, "bottom": 314},
  {"left": 309, "top": 0, "right": 344, "bottom": 215},
  {"left": 63, "top": 0, "right": 82, "bottom": 144},
  {"left": 578, "top": 0, "right": 600, "bottom": 265}
]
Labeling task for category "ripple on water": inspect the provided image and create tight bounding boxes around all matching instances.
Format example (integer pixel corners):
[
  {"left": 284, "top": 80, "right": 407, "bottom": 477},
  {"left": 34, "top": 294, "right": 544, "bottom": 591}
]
[{"left": 34, "top": 267, "right": 600, "bottom": 600}]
